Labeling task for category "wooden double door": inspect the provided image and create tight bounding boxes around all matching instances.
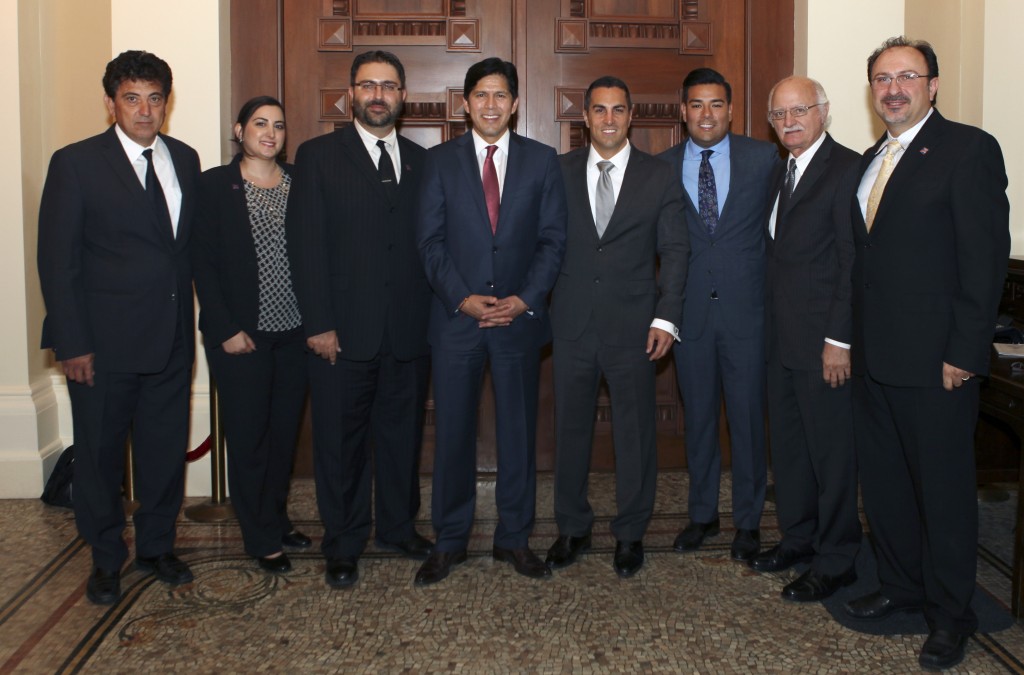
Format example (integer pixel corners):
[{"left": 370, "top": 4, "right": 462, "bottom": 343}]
[{"left": 230, "top": 0, "right": 792, "bottom": 474}]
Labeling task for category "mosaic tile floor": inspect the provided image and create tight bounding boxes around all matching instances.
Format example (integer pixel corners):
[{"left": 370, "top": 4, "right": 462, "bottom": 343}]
[{"left": 0, "top": 472, "right": 1021, "bottom": 674}]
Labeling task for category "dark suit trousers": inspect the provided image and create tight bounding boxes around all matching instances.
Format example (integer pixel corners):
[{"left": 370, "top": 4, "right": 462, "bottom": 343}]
[
  {"left": 766, "top": 352, "right": 860, "bottom": 575},
  {"left": 69, "top": 320, "right": 191, "bottom": 571},
  {"left": 675, "top": 304, "right": 766, "bottom": 529},
  {"left": 308, "top": 346, "right": 429, "bottom": 559},
  {"left": 206, "top": 327, "right": 306, "bottom": 558},
  {"left": 553, "top": 332, "right": 657, "bottom": 542},
  {"left": 431, "top": 333, "right": 540, "bottom": 552},
  {"left": 853, "top": 373, "right": 979, "bottom": 634}
]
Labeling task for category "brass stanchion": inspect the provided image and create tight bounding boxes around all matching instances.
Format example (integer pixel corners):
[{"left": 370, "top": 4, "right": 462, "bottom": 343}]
[
  {"left": 123, "top": 433, "right": 140, "bottom": 515},
  {"left": 185, "top": 375, "right": 235, "bottom": 522}
]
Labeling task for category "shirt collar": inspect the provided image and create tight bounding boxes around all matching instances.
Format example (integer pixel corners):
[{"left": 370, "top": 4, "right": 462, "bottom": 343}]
[
  {"left": 876, "top": 107, "right": 934, "bottom": 155},
  {"left": 113, "top": 123, "right": 162, "bottom": 161},
  {"left": 353, "top": 117, "right": 398, "bottom": 150},
  {"left": 684, "top": 133, "right": 730, "bottom": 160},
  {"left": 788, "top": 130, "right": 828, "bottom": 173},
  {"left": 587, "top": 141, "right": 631, "bottom": 171},
  {"left": 471, "top": 129, "right": 510, "bottom": 157}
]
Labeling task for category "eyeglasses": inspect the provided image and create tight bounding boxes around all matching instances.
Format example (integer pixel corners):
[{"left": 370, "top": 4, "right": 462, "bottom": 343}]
[
  {"left": 766, "top": 103, "right": 824, "bottom": 121},
  {"left": 355, "top": 80, "right": 402, "bottom": 93},
  {"left": 871, "top": 72, "right": 929, "bottom": 88}
]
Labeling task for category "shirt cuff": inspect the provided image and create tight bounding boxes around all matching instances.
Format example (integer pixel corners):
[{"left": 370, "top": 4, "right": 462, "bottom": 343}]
[
  {"left": 824, "top": 338, "right": 851, "bottom": 350},
  {"left": 651, "top": 319, "right": 680, "bottom": 342}
]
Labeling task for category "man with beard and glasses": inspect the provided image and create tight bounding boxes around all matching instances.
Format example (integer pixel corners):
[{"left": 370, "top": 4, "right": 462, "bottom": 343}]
[{"left": 289, "top": 50, "right": 434, "bottom": 589}]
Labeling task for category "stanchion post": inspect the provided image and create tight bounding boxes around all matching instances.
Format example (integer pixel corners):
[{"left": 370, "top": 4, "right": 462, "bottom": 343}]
[
  {"left": 185, "top": 374, "right": 236, "bottom": 522},
  {"left": 123, "top": 432, "right": 140, "bottom": 515}
]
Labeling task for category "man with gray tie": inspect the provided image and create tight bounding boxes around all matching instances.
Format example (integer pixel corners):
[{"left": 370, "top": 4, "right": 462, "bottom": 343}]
[{"left": 546, "top": 76, "right": 688, "bottom": 578}]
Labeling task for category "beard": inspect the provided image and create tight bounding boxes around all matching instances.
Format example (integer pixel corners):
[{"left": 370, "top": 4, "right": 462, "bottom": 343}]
[{"left": 354, "top": 97, "right": 402, "bottom": 129}]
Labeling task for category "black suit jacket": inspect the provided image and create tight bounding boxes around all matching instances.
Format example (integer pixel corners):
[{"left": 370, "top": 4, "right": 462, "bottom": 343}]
[
  {"left": 192, "top": 155, "right": 296, "bottom": 346},
  {"left": 288, "top": 125, "right": 431, "bottom": 361},
  {"left": 766, "top": 133, "right": 859, "bottom": 371},
  {"left": 851, "top": 110, "right": 1010, "bottom": 386},
  {"left": 552, "top": 146, "right": 688, "bottom": 346},
  {"left": 38, "top": 125, "right": 199, "bottom": 372}
]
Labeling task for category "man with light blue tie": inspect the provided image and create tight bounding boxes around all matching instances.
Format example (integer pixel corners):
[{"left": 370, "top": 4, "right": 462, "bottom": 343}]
[{"left": 659, "top": 67, "right": 780, "bottom": 562}]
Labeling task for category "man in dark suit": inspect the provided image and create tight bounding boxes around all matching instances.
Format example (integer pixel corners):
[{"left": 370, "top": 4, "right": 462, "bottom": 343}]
[
  {"left": 842, "top": 37, "right": 1009, "bottom": 671},
  {"left": 659, "top": 68, "right": 780, "bottom": 562},
  {"left": 37, "top": 50, "right": 200, "bottom": 605},
  {"left": 288, "top": 51, "right": 434, "bottom": 589},
  {"left": 415, "top": 57, "right": 567, "bottom": 585},
  {"left": 545, "top": 77, "right": 688, "bottom": 578},
  {"left": 749, "top": 76, "right": 861, "bottom": 601}
]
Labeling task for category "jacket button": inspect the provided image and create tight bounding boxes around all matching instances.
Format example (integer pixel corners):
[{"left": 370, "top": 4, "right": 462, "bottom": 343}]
[
  {"left": 492, "top": 246, "right": 498, "bottom": 253},
  {"left": 486, "top": 281, "right": 494, "bottom": 288}
]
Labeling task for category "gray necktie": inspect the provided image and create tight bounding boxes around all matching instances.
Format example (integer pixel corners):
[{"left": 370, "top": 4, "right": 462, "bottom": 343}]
[{"left": 595, "top": 160, "right": 614, "bottom": 238}]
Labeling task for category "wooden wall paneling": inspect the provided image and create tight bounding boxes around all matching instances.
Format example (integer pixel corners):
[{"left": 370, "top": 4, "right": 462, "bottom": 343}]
[{"left": 745, "top": 0, "right": 794, "bottom": 143}]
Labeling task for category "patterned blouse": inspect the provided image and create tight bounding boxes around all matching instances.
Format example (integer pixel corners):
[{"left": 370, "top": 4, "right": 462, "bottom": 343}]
[{"left": 243, "top": 171, "right": 302, "bottom": 332}]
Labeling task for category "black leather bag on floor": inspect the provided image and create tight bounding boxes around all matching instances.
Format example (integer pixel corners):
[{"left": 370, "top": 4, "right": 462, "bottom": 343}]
[{"left": 41, "top": 445, "right": 74, "bottom": 508}]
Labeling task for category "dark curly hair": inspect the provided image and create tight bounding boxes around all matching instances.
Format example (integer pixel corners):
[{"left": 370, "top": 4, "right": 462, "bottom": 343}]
[{"left": 102, "top": 50, "right": 172, "bottom": 98}]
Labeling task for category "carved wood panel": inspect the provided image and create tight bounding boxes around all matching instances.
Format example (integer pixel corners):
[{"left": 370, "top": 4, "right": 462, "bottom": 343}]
[{"left": 231, "top": 0, "right": 792, "bottom": 475}]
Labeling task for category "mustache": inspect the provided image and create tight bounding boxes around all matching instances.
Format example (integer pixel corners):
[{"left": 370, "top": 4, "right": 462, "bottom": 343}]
[
  {"left": 882, "top": 94, "right": 910, "bottom": 105},
  {"left": 782, "top": 124, "right": 804, "bottom": 134}
]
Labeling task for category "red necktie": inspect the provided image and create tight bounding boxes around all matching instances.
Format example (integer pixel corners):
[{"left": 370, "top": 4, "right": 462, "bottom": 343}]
[{"left": 483, "top": 145, "right": 499, "bottom": 234}]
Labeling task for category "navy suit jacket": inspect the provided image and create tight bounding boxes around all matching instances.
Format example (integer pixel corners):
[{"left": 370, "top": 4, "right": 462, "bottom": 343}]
[
  {"left": 288, "top": 125, "right": 432, "bottom": 362},
  {"left": 766, "top": 133, "right": 859, "bottom": 371},
  {"left": 659, "top": 133, "right": 780, "bottom": 340},
  {"left": 552, "top": 145, "right": 688, "bottom": 346},
  {"left": 38, "top": 125, "right": 199, "bottom": 372},
  {"left": 417, "top": 131, "right": 567, "bottom": 351},
  {"left": 851, "top": 110, "right": 1010, "bottom": 386}
]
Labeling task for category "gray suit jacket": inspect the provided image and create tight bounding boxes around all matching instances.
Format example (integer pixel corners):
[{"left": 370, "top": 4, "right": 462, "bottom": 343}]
[{"left": 551, "top": 145, "right": 689, "bottom": 346}]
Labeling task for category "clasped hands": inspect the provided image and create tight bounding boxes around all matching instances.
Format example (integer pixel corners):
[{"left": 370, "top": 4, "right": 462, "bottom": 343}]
[{"left": 460, "top": 294, "right": 528, "bottom": 328}]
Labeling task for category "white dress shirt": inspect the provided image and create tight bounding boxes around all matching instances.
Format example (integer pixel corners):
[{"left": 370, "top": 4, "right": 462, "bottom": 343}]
[
  {"left": 354, "top": 118, "right": 402, "bottom": 182},
  {"left": 113, "top": 123, "right": 182, "bottom": 236},
  {"left": 471, "top": 129, "right": 510, "bottom": 196},
  {"left": 856, "top": 107, "right": 934, "bottom": 219}
]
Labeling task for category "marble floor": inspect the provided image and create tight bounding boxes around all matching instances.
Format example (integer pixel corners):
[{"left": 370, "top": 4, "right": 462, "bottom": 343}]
[{"left": 1, "top": 472, "right": 1021, "bottom": 674}]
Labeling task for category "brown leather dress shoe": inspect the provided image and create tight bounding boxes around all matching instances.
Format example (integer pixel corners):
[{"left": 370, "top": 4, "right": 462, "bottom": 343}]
[
  {"left": 415, "top": 550, "right": 468, "bottom": 586},
  {"left": 493, "top": 546, "right": 551, "bottom": 579},
  {"left": 545, "top": 534, "right": 592, "bottom": 569}
]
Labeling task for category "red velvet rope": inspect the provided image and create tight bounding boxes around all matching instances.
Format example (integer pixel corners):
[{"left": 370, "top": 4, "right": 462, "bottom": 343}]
[{"left": 185, "top": 435, "right": 212, "bottom": 463}]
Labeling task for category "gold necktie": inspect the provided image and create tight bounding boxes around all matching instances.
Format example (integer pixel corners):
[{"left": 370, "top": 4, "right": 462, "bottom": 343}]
[{"left": 865, "top": 139, "right": 902, "bottom": 231}]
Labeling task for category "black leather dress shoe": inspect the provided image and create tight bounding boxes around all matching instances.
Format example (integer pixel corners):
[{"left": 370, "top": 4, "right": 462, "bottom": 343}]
[
  {"left": 613, "top": 540, "right": 644, "bottom": 578},
  {"left": 673, "top": 518, "right": 720, "bottom": 552},
  {"left": 257, "top": 552, "right": 292, "bottom": 573},
  {"left": 375, "top": 533, "right": 434, "bottom": 560},
  {"left": 843, "top": 591, "right": 924, "bottom": 620},
  {"left": 749, "top": 544, "right": 813, "bottom": 572},
  {"left": 281, "top": 530, "right": 312, "bottom": 549},
  {"left": 545, "top": 534, "right": 592, "bottom": 569},
  {"left": 730, "top": 529, "right": 760, "bottom": 562},
  {"left": 781, "top": 568, "right": 857, "bottom": 602},
  {"left": 86, "top": 567, "right": 121, "bottom": 605},
  {"left": 415, "top": 550, "right": 468, "bottom": 586},
  {"left": 493, "top": 546, "right": 551, "bottom": 579},
  {"left": 325, "top": 557, "right": 359, "bottom": 588},
  {"left": 918, "top": 629, "right": 969, "bottom": 671},
  {"left": 135, "top": 553, "right": 194, "bottom": 585}
]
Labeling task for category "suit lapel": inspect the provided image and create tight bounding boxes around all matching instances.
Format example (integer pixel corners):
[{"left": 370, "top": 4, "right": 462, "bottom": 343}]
[
  {"left": 165, "top": 136, "right": 194, "bottom": 248},
  {"left": 869, "top": 111, "right": 945, "bottom": 231},
  {"left": 100, "top": 126, "right": 171, "bottom": 247},
  {"left": 602, "top": 150, "right": 645, "bottom": 239},
  {"left": 340, "top": 126, "right": 395, "bottom": 204},
  {"left": 455, "top": 134, "right": 493, "bottom": 233},
  {"left": 396, "top": 136, "right": 419, "bottom": 201},
  {"left": 566, "top": 150, "right": 597, "bottom": 240},
  {"left": 496, "top": 133, "right": 526, "bottom": 236},
  {"left": 782, "top": 134, "right": 832, "bottom": 219}
]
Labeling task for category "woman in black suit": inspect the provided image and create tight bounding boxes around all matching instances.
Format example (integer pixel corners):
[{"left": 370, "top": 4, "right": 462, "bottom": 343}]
[{"left": 192, "top": 96, "right": 310, "bottom": 572}]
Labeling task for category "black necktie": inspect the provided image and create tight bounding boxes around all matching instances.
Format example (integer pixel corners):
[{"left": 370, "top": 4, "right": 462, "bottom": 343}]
[
  {"left": 376, "top": 139, "right": 397, "bottom": 196},
  {"left": 779, "top": 158, "right": 797, "bottom": 213},
  {"left": 143, "top": 148, "right": 173, "bottom": 236},
  {"left": 698, "top": 149, "right": 719, "bottom": 236}
]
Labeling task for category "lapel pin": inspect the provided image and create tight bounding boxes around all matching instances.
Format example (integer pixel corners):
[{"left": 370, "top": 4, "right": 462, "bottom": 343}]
[
  {"left": 231, "top": 183, "right": 240, "bottom": 190},
  {"left": 919, "top": 147, "right": 929, "bottom": 155}
]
